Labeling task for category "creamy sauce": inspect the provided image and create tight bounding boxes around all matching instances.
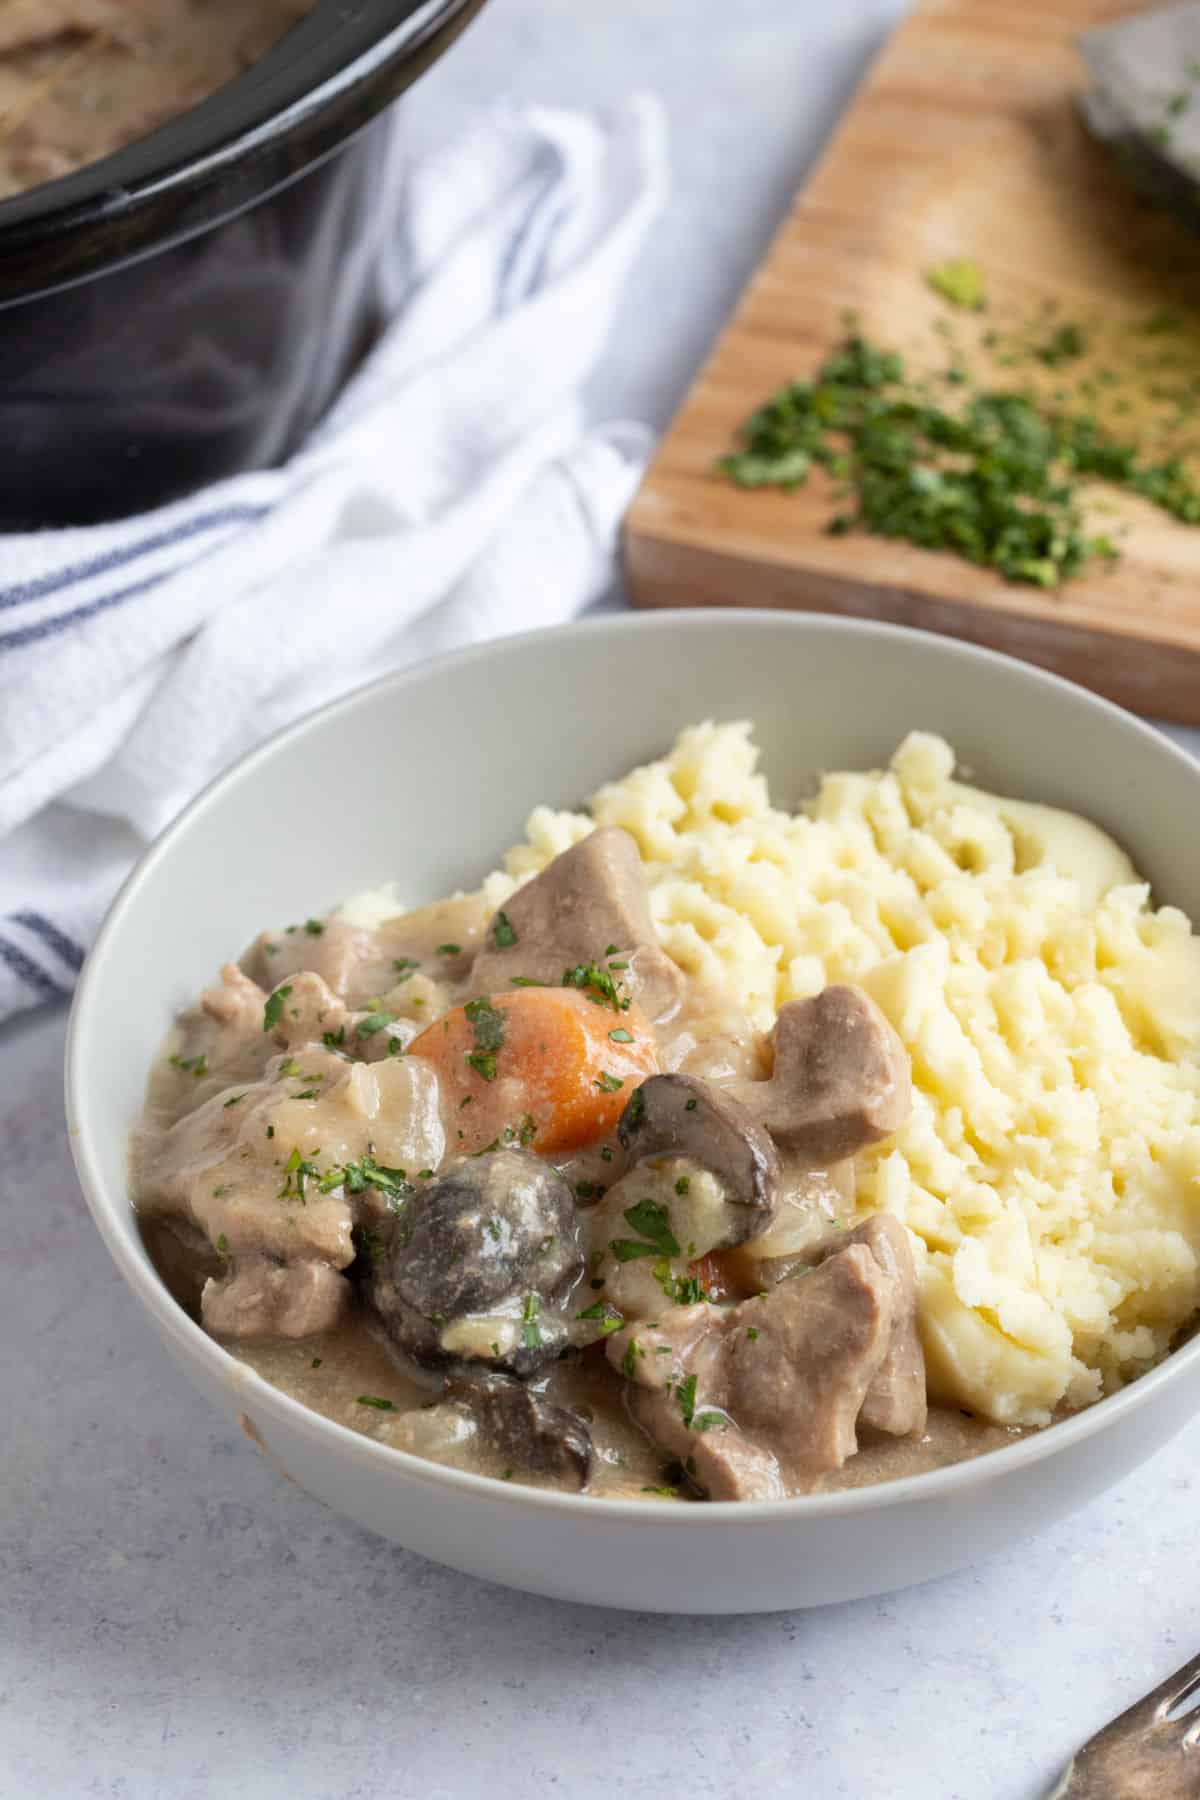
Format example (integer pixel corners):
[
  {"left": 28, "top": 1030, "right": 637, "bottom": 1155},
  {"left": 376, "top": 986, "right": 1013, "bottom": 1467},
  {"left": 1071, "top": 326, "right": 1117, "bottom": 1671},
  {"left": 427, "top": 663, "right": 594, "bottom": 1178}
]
[
  {"left": 0, "top": 0, "right": 316, "bottom": 201},
  {"left": 227, "top": 1319, "right": 1021, "bottom": 1499},
  {"left": 136, "top": 883, "right": 1033, "bottom": 1502}
]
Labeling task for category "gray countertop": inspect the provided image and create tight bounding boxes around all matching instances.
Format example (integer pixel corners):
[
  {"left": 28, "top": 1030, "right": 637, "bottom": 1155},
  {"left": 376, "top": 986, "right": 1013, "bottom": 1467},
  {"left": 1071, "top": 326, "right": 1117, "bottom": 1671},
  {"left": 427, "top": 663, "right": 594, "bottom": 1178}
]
[{"left": 6, "top": 3, "right": 1200, "bottom": 1796}]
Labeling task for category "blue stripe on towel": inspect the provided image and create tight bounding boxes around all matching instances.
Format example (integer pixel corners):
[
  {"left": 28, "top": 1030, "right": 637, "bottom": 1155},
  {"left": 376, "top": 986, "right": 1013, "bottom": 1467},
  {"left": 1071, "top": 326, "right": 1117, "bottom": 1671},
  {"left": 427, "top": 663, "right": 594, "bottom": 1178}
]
[
  {"left": 0, "top": 932, "right": 66, "bottom": 998},
  {"left": 0, "top": 503, "right": 271, "bottom": 615},
  {"left": 0, "top": 517, "right": 254, "bottom": 651},
  {"left": 12, "top": 911, "right": 85, "bottom": 971}
]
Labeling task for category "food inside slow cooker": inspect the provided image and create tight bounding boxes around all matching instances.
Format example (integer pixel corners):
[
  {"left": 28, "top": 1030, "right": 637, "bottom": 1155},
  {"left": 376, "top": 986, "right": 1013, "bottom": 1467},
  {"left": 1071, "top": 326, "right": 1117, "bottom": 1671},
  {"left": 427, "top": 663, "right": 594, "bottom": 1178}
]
[
  {"left": 132, "top": 726, "right": 1200, "bottom": 1502},
  {"left": 0, "top": 0, "right": 317, "bottom": 201}
]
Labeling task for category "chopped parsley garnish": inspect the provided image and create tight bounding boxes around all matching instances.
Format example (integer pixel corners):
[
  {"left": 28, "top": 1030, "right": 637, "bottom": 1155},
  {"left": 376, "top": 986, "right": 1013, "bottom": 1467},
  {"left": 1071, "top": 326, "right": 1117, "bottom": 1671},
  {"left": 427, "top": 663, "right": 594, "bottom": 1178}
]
[
  {"left": 561, "top": 962, "right": 627, "bottom": 1012},
  {"left": 418, "top": 1169, "right": 434, "bottom": 1180},
  {"left": 577, "top": 1301, "right": 625, "bottom": 1334},
  {"left": 746, "top": 1326, "right": 760, "bottom": 1341},
  {"left": 169, "top": 1052, "right": 208, "bottom": 1076},
  {"left": 223, "top": 1093, "right": 244, "bottom": 1108},
  {"left": 693, "top": 1411, "right": 725, "bottom": 1433},
  {"left": 278, "top": 1147, "right": 320, "bottom": 1203},
  {"left": 266, "top": 1124, "right": 275, "bottom": 1140},
  {"left": 318, "top": 1155, "right": 412, "bottom": 1205},
  {"left": 435, "top": 943, "right": 461, "bottom": 957},
  {"left": 520, "top": 1293, "right": 543, "bottom": 1349},
  {"left": 509, "top": 975, "right": 544, "bottom": 988},
  {"left": 278, "top": 1057, "right": 302, "bottom": 1077},
  {"left": 610, "top": 1198, "right": 681, "bottom": 1263},
  {"left": 653, "top": 1261, "right": 706, "bottom": 1306},
  {"left": 607, "top": 959, "right": 629, "bottom": 971},
  {"left": 624, "top": 1086, "right": 646, "bottom": 1130},
  {"left": 925, "top": 257, "right": 987, "bottom": 311},
  {"left": 356, "top": 1395, "right": 395, "bottom": 1411},
  {"left": 675, "top": 1373, "right": 698, "bottom": 1429},
  {"left": 518, "top": 1113, "right": 537, "bottom": 1146},
  {"left": 262, "top": 986, "right": 292, "bottom": 1033},
  {"left": 674, "top": 1176, "right": 690, "bottom": 1196},
  {"left": 310, "top": 1357, "right": 322, "bottom": 1368},
  {"left": 609, "top": 1027, "right": 634, "bottom": 1044},
  {"left": 599, "top": 1145, "right": 613, "bottom": 1162},
  {"left": 596, "top": 1072, "right": 625, "bottom": 1093},
  {"left": 304, "top": 918, "right": 325, "bottom": 936},
  {"left": 391, "top": 957, "right": 419, "bottom": 982},
  {"left": 322, "top": 1026, "right": 346, "bottom": 1050},
  {"left": 684, "top": 1097, "right": 698, "bottom": 1112},
  {"left": 622, "top": 1338, "right": 643, "bottom": 1381},
  {"left": 215, "top": 1233, "right": 229, "bottom": 1256},
  {"left": 464, "top": 996, "right": 506, "bottom": 1082},
  {"left": 492, "top": 911, "right": 518, "bottom": 948},
  {"left": 356, "top": 1010, "right": 395, "bottom": 1038}
]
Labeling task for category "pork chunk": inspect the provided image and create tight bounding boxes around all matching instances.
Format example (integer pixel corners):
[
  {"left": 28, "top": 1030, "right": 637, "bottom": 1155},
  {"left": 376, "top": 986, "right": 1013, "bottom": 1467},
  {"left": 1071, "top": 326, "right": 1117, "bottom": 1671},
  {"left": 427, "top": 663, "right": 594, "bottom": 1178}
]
[
  {"left": 609, "top": 1240, "right": 912, "bottom": 1498},
  {"left": 202, "top": 1259, "right": 351, "bottom": 1339},
  {"left": 469, "top": 828, "right": 683, "bottom": 1023},
  {"left": 823, "top": 1215, "right": 926, "bottom": 1438},
  {"left": 744, "top": 986, "right": 911, "bottom": 1163}
]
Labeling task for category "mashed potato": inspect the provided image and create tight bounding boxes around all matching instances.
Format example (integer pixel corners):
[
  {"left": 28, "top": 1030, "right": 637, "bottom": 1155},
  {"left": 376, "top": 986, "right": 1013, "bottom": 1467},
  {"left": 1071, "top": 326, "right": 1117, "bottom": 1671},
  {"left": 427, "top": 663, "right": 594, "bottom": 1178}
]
[{"left": 479, "top": 725, "right": 1200, "bottom": 1427}]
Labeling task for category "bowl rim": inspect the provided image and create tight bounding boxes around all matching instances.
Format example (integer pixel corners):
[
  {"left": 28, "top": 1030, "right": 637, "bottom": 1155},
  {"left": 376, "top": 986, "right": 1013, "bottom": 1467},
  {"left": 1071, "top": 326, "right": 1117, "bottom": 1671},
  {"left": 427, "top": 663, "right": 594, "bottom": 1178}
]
[
  {"left": 65, "top": 607, "right": 1200, "bottom": 1525},
  {"left": 0, "top": 0, "right": 484, "bottom": 307}
]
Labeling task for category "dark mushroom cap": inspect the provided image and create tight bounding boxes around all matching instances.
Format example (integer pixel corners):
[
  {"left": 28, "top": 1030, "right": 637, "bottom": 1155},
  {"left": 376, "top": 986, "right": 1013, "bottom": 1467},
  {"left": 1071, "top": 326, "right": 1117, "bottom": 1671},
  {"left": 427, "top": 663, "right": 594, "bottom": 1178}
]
[
  {"left": 616, "top": 1073, "right": 780, "bottom": 1244},
  {"left": 757, "top": 986, "right": 912, "bottom": 1163},
  {"left": 366, "top": 1150, "right": 584, "bottom": 1377},
  {"left": 446, "top": 1374, "right": 593, "bottom": 1489}
]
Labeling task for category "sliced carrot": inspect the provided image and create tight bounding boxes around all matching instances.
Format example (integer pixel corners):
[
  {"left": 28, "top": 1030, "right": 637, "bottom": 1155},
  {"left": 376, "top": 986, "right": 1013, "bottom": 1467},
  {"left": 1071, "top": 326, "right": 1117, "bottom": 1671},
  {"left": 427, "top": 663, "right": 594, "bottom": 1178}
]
[{"left": 407, "top": 986, "right": 659, "bottom": 1156}]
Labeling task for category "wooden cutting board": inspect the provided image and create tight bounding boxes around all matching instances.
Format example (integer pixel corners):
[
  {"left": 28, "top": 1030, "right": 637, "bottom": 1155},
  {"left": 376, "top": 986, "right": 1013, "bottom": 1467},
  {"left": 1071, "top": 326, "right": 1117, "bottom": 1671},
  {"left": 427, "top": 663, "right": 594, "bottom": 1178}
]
[{"left": 623, "top": 0, "right": 1200, "bottom": 722}]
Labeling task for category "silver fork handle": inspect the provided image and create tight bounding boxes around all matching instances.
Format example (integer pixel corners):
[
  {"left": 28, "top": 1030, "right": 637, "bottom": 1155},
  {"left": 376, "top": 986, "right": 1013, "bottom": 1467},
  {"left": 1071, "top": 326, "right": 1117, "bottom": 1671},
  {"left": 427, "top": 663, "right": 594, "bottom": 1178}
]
[{"left": 1049, "top": 1650, "right": 1200, "bottom": 1798}]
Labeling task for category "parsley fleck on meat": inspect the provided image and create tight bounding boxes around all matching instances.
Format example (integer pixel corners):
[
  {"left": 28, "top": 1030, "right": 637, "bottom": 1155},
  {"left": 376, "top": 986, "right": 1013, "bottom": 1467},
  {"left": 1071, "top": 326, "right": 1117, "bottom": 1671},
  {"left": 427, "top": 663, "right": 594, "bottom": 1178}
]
[
  {"left": 435, "top": 943, "right": 461, "bottom": 957},
  {"left": 561, "top": 962, "right": 627, "bottom": 1012},
  {"left": 577, "top": 1301, "right": 625, "bottom": 1333},
  {"left": 675, "top": 1372, "right": 698, "bottom": 1429},
  {"left": 304, "top": 918, "right": 325, "bottom": 936},
  {"left": 356, "top": 1010, "right": 395, "bottom": 1038},
  {"left": 262, "top": 986, "right": 292, "bottom": 1032},
  {"left": 492, "top": 911, "right": 518, "bottom": 948},
  {"left": 356, "top": 1395, "right": 396, "bottom": 1411},
  {"left": 610, "top": 1198, "right": 681, "bottom": 1263},
  {"left": 169, "top": 1052, "right": 208, "bottom": 1076}
]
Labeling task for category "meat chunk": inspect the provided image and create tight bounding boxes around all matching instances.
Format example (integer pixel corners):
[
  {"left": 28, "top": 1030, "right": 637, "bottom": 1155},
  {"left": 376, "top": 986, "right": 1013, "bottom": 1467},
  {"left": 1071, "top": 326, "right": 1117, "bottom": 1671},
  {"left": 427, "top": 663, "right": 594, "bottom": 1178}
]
[
  {"left": 823, "top": 1215, "right": 926, "bottom": 1438},
  {"left": 616, "top": 1073, "right": 779, "bottom": 1243},
  {"left": 609, "top": 1231, "right": 923, "bottom": 1499},
  {"left": 366, "top": 1151, "right": 585, "bottom": 1377},
  {"left": 262, "top": 970, "right": 352, "bottom": 1051},
  {"left": 0, "top": 2, "right": 125, "bottom": 55},
  {"left": 746, "top": 986, "right": 911, "bottom": 1163},
  {"left": 468, "top": 828, "right": 683, "bottom": 1023},
  {"left": 202, "top": 1259, "right": 350, "bottom": 1339}
]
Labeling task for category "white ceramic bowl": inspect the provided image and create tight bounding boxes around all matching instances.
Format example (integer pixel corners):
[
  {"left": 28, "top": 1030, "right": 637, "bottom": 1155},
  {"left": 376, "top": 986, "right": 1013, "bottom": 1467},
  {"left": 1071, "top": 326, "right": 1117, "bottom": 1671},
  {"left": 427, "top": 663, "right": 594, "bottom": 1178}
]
[{"left": 66, "top": 611, "right": 1200, "bottom": 1613}]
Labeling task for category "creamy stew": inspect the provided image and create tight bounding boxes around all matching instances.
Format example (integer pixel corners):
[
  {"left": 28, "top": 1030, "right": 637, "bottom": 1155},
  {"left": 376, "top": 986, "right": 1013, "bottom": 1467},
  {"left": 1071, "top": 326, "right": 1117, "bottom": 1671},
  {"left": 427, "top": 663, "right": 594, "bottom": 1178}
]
[
  {"left": 134, "top": 828, "right": 1024, "bottom": 1502},
  {"left": 0, "top": 0, "right": 316, "bottom": 201}
]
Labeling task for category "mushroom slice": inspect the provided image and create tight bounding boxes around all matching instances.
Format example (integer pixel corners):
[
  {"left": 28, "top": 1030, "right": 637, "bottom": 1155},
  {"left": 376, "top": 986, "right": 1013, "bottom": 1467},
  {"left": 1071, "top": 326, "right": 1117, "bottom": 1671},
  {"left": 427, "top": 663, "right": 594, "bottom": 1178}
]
[
  {"left": 446, "top": 1375, "right": 593, "bottom": 1490},
  {"left": 468, "top": 827, "right": 684, "bottom": 1024},
  {"left": 365, "top": 1150, "right": 585, "bottom": 1377},
  {"left": 754, "top": 986, "right": 911, "bottom": 1164},
  {"left": 617, "top": 1073, "right": 779, "bottom": 1243}
]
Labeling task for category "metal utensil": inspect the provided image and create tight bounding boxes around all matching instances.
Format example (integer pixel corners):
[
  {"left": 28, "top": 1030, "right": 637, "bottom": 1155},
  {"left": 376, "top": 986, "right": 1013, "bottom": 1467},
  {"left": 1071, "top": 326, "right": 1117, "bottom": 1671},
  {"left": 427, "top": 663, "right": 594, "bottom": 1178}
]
[{"left": 1050, "top": 1650, "right": 1200, "bottom": 1798}]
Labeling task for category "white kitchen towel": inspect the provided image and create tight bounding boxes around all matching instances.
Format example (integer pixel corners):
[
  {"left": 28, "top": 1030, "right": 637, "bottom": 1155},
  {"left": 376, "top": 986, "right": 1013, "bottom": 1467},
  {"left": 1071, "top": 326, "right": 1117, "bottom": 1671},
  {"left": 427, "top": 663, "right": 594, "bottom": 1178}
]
[{"left": 0, "top": 94, "right": 667, "bottom": 1024}]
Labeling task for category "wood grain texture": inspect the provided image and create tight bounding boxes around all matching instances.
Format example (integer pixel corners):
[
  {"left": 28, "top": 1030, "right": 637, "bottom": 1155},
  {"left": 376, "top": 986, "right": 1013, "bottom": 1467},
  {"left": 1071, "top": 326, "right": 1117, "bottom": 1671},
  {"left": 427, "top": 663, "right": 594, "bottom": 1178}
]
[{"left": 624, "top": 0, "right": 1200, "bottom": 721}]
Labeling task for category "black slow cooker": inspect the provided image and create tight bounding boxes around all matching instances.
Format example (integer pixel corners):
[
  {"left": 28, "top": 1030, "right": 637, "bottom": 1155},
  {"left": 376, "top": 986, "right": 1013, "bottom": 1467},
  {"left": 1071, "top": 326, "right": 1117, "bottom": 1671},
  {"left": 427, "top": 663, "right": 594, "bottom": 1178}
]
[{"left": 0, "top": 0, "right": 486, "bottom": 528}]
